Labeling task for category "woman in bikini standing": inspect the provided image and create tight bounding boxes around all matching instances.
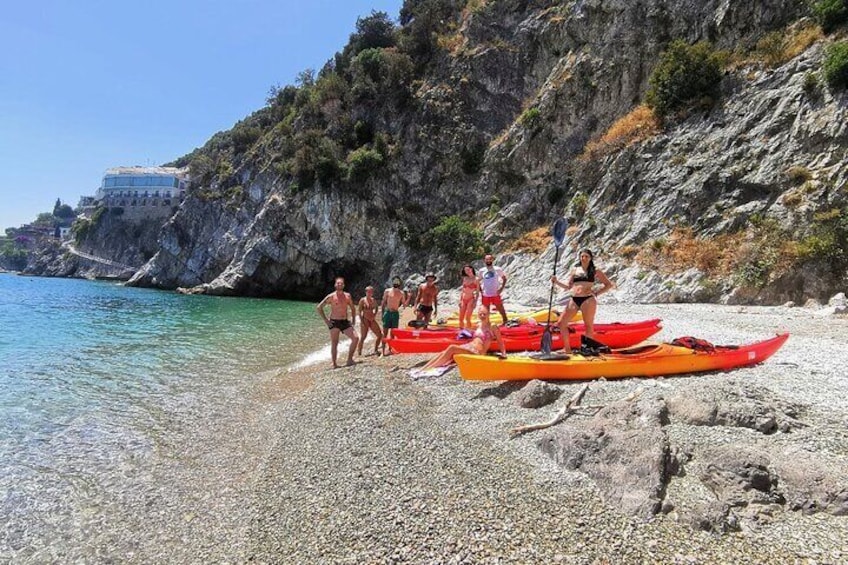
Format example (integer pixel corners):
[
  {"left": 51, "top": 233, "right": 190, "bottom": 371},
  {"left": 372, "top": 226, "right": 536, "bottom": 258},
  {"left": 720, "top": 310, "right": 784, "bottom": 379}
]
[
  {"left": 458, "top": 264, "right": 479, "bottom": 329},
  {"left": 550, "top": 248, "right": 614, "bottom": 354},
  {"left": 419, "top": 306, "right": 506, "bottom": 371}
]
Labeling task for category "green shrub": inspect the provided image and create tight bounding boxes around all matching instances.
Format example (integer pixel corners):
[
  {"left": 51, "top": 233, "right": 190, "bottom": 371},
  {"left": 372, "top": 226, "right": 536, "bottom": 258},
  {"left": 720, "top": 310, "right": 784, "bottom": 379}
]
[
  {"left": 346, "top": 147, "right": 384, "bottom": 183},
  {"left": 822, "top": 41, "right": 848, "bottom": 88},
  {"left": 354, "top": 120, "right": 374, "bottom": 146},
  {"left": 645, "top": 40, "right": 724, "bottom": 117},
  {"left": 798, "top": 207, "right": 848, "bottom": 275},
  {"left": 811, "top": 0, "right": 848, "bottom": 34},
  {"left": 313, "top": 72, "right": 349, "bottom": 105},
  {"left": 350, "top": 47, "right": 414, "bottom": 104},
  {"left": 428, "top": 215, "right": 484, "bottom": 262},
  {"left": 803, "top": 71, "right": 822, "bottom": 96},
  {"left": 570, "top": 191, "right": 589, "bottom": 218},
  {"left": 0, "top": 241, "right": 27, "bottom": 270},
  {"left": 399, "top": 0, "right": 458, "bottom": 65},
  {"left": 519, "top": 107, "right": 542, "bottom": 130},
  {"left": 71, "top": 218, "right": 92, "bottom": 244},
  {"left": 350, "top": 11, "right": 397, "bottom": 53},
  {"left": 315, "top": 157, "right": 343, "bottom": 186}
]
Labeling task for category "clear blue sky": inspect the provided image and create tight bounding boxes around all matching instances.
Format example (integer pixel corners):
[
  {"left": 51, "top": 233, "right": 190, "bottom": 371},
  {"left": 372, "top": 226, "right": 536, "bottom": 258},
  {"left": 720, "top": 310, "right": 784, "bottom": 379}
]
[{"left": 0, "top": 0, "right": 404, "bottom": 231}]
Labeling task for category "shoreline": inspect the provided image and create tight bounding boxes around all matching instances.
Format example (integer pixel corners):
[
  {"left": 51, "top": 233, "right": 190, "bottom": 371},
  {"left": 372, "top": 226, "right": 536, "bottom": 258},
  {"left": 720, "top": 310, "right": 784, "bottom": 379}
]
[{"left": 246, "top": 302, "right": 848, "bottom": 563}]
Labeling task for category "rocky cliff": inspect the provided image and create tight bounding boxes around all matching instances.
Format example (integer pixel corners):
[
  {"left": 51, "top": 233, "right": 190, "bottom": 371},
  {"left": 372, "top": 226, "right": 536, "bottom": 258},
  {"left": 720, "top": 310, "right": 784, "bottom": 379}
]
[
  {"left": 24, "top": 211, "right": 162, "bottom": 280},
  {"left": 113, "top": 0, "right": 844, "bottom": 303}
]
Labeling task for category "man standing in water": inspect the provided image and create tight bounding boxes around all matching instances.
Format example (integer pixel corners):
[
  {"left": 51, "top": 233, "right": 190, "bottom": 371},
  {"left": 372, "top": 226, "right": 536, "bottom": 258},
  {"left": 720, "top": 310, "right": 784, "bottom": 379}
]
[
  {"left": 380, "top": 276, "right": 407, "bottom": 356},
  {"left": 316, "top": 277, "right": 359, "bottom": 368},
  {"left": 479, "top": 254, "right": 508, "bottom": 324},
  {"left": 415, "top": 273, "right": 439, "bottom": 326},
  {"left": 357, "top": 286, "right": 382, "bottom": 356}
]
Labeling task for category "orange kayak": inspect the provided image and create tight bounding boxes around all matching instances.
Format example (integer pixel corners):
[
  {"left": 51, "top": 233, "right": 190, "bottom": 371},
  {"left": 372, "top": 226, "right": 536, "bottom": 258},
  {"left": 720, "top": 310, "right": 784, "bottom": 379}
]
[
  {"left": 386, "top": 322, "right": 662, "bottom": 354},
  {"left": 454, "top": 333, "right": 789, "bottom": 381}
]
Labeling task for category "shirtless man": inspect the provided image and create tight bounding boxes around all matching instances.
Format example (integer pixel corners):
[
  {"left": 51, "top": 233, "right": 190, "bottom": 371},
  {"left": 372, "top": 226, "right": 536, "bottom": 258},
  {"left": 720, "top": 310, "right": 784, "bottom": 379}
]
[
  {"left": 415, "top": 273, "right": 439, "bottom": 325},
  {"left": 357, "top": 286, "right": 382, "bottom": 356},
  {"left": 316, "top": 277, "right": 359, "bottom": 368},
  {"left": 380, "top": 276, "right": 407, "bottom": 356}
]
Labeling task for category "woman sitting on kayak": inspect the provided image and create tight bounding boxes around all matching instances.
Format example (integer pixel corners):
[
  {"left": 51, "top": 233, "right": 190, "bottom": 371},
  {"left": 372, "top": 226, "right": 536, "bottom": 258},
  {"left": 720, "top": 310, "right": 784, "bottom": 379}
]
[
  {"left": 551, "top": 248, "right": 614, "bottom": 354},
  {"left": 419, "top": 306, "right": 506, "bottom": 370}
]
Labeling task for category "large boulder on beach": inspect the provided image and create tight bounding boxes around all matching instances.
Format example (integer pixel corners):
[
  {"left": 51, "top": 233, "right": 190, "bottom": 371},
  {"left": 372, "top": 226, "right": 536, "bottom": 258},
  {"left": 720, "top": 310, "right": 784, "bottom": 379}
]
[
  {"left": 666, "top": 381, "right": 803, "bottom": 434},
  {"left": 515, "top": 380, "right": 561, "bottom": 409},
  {"left": 537, "top": 396, "right": 675, "bottom": 517},
  {"left": 772, "top": 447, "right": 848, "bottom": 516}
]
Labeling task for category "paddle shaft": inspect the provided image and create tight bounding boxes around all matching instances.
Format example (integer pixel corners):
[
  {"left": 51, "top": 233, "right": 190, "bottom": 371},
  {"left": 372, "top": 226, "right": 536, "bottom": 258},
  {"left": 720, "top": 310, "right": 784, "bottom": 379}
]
[{"left": 545, "top": 245, "right": 562, "bottom": 327}]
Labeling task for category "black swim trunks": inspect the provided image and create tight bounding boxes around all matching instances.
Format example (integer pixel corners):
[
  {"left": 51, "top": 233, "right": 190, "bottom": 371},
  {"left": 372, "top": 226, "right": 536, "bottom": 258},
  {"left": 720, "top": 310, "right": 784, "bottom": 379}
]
[
  {"left": 329, "top": 318, "right": 352, "bottom": 331},
  {"left": 417, "top": 304, "right": 434, "bottom": 315}
]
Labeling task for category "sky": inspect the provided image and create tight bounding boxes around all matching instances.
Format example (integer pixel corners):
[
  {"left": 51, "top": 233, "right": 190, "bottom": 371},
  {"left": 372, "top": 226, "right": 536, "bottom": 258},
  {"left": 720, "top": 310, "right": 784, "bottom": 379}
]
[{"left": 0, "top": 0, "right": 404, "bottom": 231}]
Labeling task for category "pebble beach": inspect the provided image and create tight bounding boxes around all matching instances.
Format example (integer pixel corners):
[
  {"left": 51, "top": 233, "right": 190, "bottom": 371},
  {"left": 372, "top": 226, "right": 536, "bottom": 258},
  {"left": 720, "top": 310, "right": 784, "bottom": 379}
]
[
  {"left": 30, "top": 301, "right": 844, "bottom": 564},
  {"left": 238, "top": 303, "right": 848, "bottom": 564}
]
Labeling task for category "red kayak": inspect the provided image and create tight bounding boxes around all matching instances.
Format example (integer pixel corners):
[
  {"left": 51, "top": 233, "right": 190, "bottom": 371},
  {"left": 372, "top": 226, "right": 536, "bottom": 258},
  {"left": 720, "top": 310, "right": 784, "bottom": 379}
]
[
  {"left": 386, "top": 322, "right": 662, "bottom": 354},
  {"left": 390, "top": 318, "right": 662, "bottom": 340}
]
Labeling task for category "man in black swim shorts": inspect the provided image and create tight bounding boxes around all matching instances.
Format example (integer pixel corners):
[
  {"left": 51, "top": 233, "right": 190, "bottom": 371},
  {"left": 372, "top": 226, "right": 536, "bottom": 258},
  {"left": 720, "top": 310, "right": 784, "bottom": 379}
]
[
  {"left": 316, "top": 277, "right": 359, "bottom": 368},
  {"left": 415, "top": 272, "right": 439, "bottom": 325}
]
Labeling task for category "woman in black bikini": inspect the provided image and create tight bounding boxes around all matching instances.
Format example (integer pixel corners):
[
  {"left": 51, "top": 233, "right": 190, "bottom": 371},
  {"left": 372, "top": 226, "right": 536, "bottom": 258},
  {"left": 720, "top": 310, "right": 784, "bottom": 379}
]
[{"left": 550, "top": 248, "right": 614, "bottom": 354}]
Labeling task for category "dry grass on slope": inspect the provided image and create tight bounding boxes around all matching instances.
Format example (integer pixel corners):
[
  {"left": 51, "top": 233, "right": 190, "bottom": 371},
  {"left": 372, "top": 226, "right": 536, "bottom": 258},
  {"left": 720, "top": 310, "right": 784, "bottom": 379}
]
[
  {"left": 506, "top": 226, "right": 552, "bottom": 254},
  {"left": 579, "top": 105, "right": 661, "bottom": 161}
]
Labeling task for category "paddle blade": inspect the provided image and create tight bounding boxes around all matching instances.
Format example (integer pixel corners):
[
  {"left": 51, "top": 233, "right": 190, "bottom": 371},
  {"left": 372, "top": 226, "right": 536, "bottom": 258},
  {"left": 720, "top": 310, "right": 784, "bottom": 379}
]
[
  {"left": 540, "top": 327, "right": 553, "bottom": 355},
  {"left": 552, "top": 217, "right": 569, "bottom": 248}
]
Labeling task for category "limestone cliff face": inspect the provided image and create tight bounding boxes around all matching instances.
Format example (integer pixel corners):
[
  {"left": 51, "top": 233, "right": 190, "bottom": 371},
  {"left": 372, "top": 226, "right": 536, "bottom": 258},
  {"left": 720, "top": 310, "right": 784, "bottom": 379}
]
[{"left": 125, "top": 0, "right": 844, "bottom": 303}]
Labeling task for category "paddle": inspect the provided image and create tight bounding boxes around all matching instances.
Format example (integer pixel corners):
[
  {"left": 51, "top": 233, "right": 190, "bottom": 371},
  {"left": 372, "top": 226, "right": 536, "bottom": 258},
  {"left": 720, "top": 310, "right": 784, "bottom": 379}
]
[{"left": 540, "top": 217, "right": 569, "bottom": 355}]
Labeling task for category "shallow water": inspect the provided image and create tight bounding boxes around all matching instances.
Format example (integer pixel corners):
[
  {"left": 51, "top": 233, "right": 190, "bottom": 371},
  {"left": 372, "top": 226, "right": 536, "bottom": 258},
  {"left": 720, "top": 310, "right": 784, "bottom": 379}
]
[{"left": 0, "top": 273, "right": 327, "bottom": 561}]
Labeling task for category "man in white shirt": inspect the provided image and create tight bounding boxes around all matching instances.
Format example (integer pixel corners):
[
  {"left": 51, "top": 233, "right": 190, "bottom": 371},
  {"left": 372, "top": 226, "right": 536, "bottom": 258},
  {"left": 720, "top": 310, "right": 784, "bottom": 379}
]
[{"left": 478, "top": 254, "right": 508, "bottom": 324}]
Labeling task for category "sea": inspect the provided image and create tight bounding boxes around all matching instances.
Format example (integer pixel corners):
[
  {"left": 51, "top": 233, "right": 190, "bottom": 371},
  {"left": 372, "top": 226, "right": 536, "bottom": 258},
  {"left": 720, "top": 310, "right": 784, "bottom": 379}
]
[{"left": 0, "top": 272, "right": 331, "bottom": 561}]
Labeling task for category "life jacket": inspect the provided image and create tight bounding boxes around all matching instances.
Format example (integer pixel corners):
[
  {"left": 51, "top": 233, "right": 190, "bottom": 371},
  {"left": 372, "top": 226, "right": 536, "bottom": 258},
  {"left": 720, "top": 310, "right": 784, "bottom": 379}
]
[{"left": 671, "top": 336, "right": 716, "bottom": 352}]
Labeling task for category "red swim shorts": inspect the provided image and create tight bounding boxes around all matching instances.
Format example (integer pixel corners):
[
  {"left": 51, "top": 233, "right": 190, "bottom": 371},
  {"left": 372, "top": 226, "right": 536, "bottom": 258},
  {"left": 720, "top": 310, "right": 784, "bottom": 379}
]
[{"left": 481, "top": 295, "right": 503, "bottom": 308}]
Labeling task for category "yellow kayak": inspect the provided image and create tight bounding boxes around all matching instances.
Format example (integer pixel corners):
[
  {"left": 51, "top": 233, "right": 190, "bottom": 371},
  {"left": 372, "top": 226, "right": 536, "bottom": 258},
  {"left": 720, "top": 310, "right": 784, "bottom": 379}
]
[{"left": 436, "top": 308, "right": 581, "bottom": 327}]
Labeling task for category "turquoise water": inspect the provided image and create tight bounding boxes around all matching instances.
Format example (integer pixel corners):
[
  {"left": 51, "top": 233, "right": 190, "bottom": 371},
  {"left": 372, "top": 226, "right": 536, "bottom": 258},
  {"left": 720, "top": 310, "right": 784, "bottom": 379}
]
[{"left": 0, "top": 273, "right": 327, "bottom": 560}]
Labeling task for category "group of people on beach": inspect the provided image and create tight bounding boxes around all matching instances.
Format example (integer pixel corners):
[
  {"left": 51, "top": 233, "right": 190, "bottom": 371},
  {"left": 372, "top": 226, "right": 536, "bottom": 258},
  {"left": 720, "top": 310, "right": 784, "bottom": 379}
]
[{"left": 317, "top": 250, "right": 613, "bottom": 369}]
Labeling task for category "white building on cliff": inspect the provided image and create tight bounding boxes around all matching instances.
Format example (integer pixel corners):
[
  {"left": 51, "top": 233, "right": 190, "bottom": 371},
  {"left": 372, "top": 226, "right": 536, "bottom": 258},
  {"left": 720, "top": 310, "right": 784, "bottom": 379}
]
[{"left": 94, "top": 166, "right": 189, "bottom": 220}]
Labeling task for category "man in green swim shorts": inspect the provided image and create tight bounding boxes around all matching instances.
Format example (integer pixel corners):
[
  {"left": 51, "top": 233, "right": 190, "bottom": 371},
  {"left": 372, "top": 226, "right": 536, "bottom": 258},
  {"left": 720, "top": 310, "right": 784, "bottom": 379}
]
[{"left": 380, "top": 276, "right": 407, "bottom": 356}]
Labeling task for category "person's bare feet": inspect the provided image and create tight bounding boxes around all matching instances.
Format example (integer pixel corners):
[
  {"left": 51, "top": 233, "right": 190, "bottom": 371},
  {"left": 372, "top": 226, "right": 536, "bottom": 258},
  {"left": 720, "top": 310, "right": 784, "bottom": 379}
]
[{"left": 346, "top": 359, "right": 356, "bottom": 367}]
